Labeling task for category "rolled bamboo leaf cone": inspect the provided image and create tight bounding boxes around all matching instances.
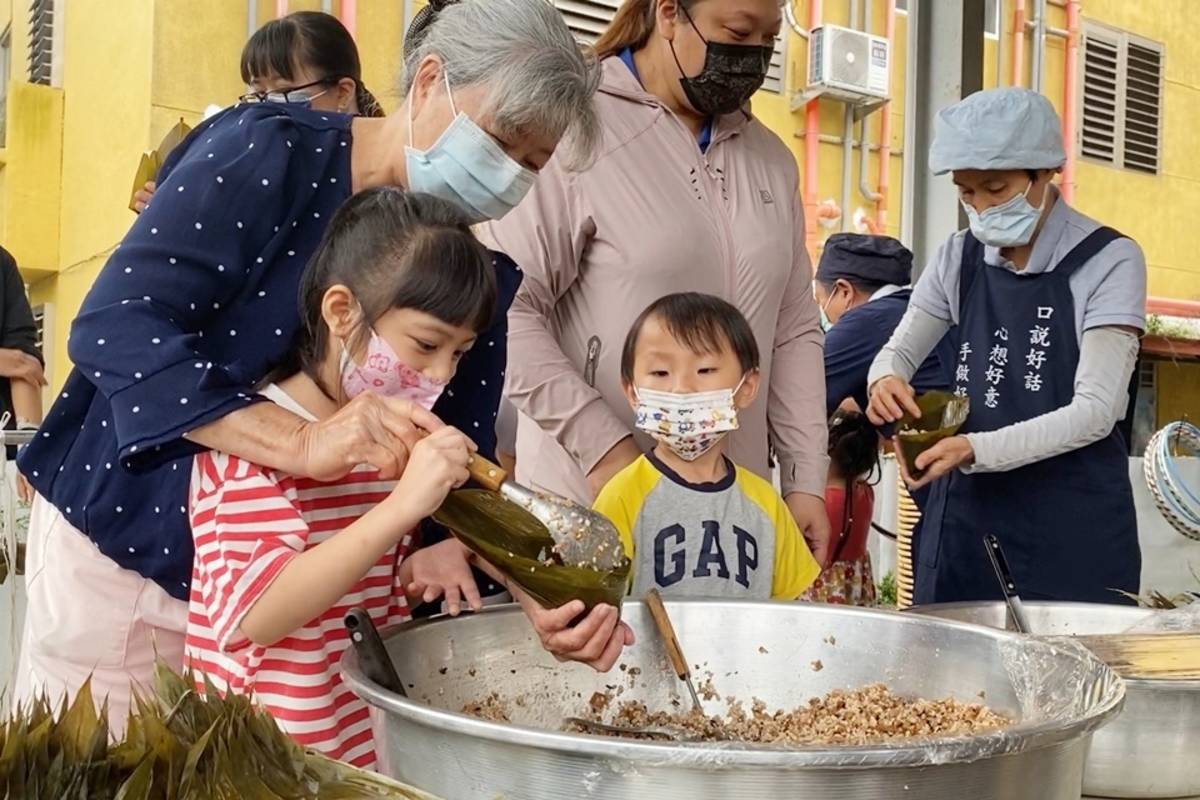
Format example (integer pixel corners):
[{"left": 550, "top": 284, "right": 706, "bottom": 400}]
[{"left": 895, "top": 391, "right": 971, "bottom": 480}]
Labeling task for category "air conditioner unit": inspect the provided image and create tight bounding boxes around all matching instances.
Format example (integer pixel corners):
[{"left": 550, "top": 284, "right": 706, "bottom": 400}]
[{"left": 808, "top": 24, "right": 890, "bottom": 103}]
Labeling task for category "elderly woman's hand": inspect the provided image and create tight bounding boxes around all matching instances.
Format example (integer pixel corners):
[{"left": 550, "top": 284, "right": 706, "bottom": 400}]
[
  {"left": 296, "top": 392, "right": 445, "bottom": 482},
  {"left": 510, "top": 586, "right": 634, "bottom": 673}
]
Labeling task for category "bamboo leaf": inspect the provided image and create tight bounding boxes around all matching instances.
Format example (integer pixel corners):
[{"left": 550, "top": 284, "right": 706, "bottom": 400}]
[{"left": 114, "top": 757, "right": 154, "bottom": 800}]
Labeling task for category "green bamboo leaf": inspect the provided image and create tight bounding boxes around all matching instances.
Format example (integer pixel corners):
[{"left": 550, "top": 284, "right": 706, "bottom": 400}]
[
  {"left": 179, "top": 718, "right": 218, "bottom": 792},
  {"left": 53, "top": 678, "right": 102, "bottom": 762},
  {"left": 114, "top": 757, "right": 154, "bottom": 800}
]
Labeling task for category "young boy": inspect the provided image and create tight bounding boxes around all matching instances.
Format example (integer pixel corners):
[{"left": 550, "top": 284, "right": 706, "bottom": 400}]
[{"left": 594, "top": 293, "right": 821, "bottom": 600}]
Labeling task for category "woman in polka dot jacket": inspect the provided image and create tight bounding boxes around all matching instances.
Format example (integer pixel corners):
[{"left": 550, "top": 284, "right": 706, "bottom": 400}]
[{"left": 13, "top": 0, "right": 601, "bottom": 727}]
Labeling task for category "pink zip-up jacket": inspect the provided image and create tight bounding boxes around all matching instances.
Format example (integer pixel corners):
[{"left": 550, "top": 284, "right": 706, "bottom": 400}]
[{"left": 480, "top": 57, "right": 828, "bottom": 504}]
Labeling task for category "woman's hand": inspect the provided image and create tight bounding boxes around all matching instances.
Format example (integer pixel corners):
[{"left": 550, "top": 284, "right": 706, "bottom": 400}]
[
  {"left": 401, "top": 539, "right": 483, "bottom": 616},
  {"left": 867, "top": 375, "right": 920, "bottom": 426},
  {"left": 511, "top": 587, "right": 634, "bottom": 673},
  {"left": 0, "top": 349, "right": 47, "bottom": 387},
  {"left": 15, "top": 472, "right": 34, "bottom": 505},
  {"left": 391, "top": 426, "right": 476, "bottom": 520},
  {"left": 295, "top": 393, "right": 447, "bottom": 482},
  {"left": 132, "top": 181, "right": 156, "bottom": 214},
  {"left": 897, "top": 434, "right": 975, "bottom": 490},
  {"left": 786, "top": 492, "right": 834, "bottom": 569}
]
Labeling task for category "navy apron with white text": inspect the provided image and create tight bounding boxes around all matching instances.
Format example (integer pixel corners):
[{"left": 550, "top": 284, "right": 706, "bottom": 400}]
[{"left": 915, "top": 228, "right": 1140, "bottom": 604}]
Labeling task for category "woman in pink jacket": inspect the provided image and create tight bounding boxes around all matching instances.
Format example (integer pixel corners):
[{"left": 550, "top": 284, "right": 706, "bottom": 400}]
[{"left": 483, "top": 0, "right": 830, "bottom": 632}]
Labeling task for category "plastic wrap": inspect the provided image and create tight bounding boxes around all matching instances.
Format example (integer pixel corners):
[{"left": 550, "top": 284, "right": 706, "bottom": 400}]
[
  {"left": 998, "top": 636, "right": 1123, "bottom": 728},
  {"left": 1121, "top": 603, "right": 1200, "bottom": 633}
]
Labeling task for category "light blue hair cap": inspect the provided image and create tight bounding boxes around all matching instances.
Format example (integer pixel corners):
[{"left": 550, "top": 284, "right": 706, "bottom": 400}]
[{"left": 929, "top": 87, "right": 1067, "bottom": 175}]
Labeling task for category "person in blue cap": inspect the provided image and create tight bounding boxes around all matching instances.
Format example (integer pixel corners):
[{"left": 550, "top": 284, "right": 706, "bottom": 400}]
[
  {"left": 816, "top": 233, "right": 952, "bottom": 416},
  {"left": 866, "top": 87, "right": 1144, "bottom": 605}
]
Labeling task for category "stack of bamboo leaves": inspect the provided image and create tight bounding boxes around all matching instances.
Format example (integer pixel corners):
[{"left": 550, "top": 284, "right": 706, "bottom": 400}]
[{"left": 0, "top": 662, "right": 438, "bottom": 799}]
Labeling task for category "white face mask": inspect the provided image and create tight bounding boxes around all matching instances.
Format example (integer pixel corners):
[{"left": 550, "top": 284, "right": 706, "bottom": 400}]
[
  {"left": 962, "top": 180, "right": 1048, "bottom": 248},
  {"left": 634, "top": 378, "right": 746, "bottom": 462}
]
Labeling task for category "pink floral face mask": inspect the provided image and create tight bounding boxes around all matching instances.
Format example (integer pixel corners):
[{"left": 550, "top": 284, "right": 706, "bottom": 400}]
[{"left": 340, "top": 330, "right": 447, "bottom": 411}]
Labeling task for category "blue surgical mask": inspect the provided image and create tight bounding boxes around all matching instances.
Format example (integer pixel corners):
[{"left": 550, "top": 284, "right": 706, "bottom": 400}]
[
  {"left": 962, "top": 181, "right": 1047, "bottom": 248},
  {"left": 405, "top": 71, "right": 536, "bottom": 223},
  {"left": 818, "top": 301, "right": 832, "bottom": 332}
]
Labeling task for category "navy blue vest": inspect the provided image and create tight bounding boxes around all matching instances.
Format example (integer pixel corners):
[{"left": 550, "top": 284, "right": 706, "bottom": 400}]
[{"left": 915, "top": 228, "right": 1140, "bottom": 604}]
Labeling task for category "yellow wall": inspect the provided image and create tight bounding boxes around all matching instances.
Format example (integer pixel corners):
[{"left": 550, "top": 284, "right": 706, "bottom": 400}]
[
  {"left": 754, "top": 1, "right": 910, "bottom": 247},
  {"left": 1, "top": 82, "right": 64, "bottom": 278},
  {"left": 766, "top": 1, "right": 1193, "bottom": 298},
  {"left": 1155, "top": 359, "right": 1200, "bottom": 429},
  {"left": 14, "top": 1, "right": 158, "bottom": 391},
  {"left": 355, "top": 0, "right": 406, "bottom": 115},
  {"left": 1067, "top": 1, "right": 1200, "bottom": 301}
]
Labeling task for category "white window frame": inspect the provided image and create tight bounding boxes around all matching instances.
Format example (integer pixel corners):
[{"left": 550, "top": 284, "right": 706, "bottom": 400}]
[
  {"left": 763, "top": 30, "right": 789, "bottom": 94},
  {"left": 984, "top": 0, "right": 1000, "bottom": 40},
  {"left": 895, "top": 0, "right": 909, "bottom": 15},
  {"left": 1079, "top": 20, "right": 1164, "bottom": 175},
  {"left": 0, "top": 25, "right": 11, "bottom": 146},
  {"left": 50, "top": 0, "right": 66, "bottom": 87}
]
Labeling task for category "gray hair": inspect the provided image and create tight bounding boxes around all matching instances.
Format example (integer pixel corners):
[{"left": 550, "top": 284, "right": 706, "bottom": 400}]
[{"left": 400, "top": 0, "right": 602, "bottom": 167}]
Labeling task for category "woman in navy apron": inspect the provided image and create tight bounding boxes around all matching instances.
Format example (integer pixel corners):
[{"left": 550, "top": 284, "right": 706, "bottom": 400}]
[{"left": 866, "top": 88, "right": 1144, "bottom": 605}]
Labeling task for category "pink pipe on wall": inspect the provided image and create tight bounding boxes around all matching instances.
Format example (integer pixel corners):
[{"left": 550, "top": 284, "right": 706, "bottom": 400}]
[
  {"left": 275, "top": 0, "right": 287, "bottom": 18},
  {"left": 804, "top": 0, "right": 823, "bottom": 256},
  {"left": 340, "top": 0, "right": 357, "bottom": 39},
  {"left": 874, "top": 0, "right": 896, "bottom": 230},
  {"left": 1012, "top": 0, "right": 1026, "bottom": 87}
]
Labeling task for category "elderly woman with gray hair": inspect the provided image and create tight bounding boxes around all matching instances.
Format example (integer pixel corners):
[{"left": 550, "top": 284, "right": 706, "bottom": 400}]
[{"left": 14, "top": 0, "right": 607, "bottom": 724}]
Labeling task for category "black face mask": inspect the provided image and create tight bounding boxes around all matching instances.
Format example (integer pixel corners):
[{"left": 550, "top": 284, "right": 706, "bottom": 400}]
[{"left": 671, "top": 6, "right": 773, "bottom": 117}]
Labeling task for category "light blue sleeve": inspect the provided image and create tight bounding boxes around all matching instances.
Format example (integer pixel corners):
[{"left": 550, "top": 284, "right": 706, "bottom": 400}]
[
  {"left": 1078, "top": 239, "right": 1147, "bottom": 333},
  {"left": 908, "top": 232, "right": 966, "bottom": 325}
]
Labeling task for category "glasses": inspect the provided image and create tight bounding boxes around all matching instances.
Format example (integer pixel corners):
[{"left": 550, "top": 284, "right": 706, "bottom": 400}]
[{"left": 239, "top": 78, "right": 337, "bottom": 107}]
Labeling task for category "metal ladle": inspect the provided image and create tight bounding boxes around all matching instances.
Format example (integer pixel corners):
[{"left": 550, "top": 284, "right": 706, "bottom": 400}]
[
  {"left": 564, "top": 593, "right": 716, "bottom": 742},
  {"left": 464, "top": 453, "right": 626, "bottom": 572},
  {"left": 983, "top": 534, "right": 1032, "bottom": 634},
  {"left": 564, "top": 717, "right": 698, "bottom": 742}
]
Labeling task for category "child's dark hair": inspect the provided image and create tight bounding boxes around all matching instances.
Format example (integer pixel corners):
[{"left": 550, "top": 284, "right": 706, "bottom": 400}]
[
  {"left": 620, "top": 293, "right": 759, "bottom": 382},
  {"left": 829, "top": 410, "right": 880, "bottom": 482},
  {"left": 828, "top": 410, "right": 880, "bottom": 553},
  {"left": 241, "top": 11, "right": 384, "bottom": 117},
  {"left": 287, "top": 189, "right": 495, "bottom": 392}
]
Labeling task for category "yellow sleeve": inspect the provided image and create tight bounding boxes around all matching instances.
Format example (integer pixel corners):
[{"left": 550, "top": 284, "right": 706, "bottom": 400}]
[
  {"left": 769, "top": 498, "right": 822, "bottom": 599},
  {"left": 591, "top": 456, "right": 657, "bottom": 565},
  {"left": 735, "top": 469, "right": 821, "bottom": 599}
]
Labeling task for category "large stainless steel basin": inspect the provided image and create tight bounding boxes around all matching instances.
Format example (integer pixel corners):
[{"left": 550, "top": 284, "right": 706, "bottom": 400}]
[
  {"left": 343, "top": 601, "right": 1123, "bottom": 799},
  {"left": 909, "top": 602, "right": 1200, "bottom": 798}
]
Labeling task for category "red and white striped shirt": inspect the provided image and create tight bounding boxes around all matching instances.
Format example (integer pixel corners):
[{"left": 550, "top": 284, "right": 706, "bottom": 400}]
[{"left": 183, "top": 389, "right": 410, "bottom": 769}]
